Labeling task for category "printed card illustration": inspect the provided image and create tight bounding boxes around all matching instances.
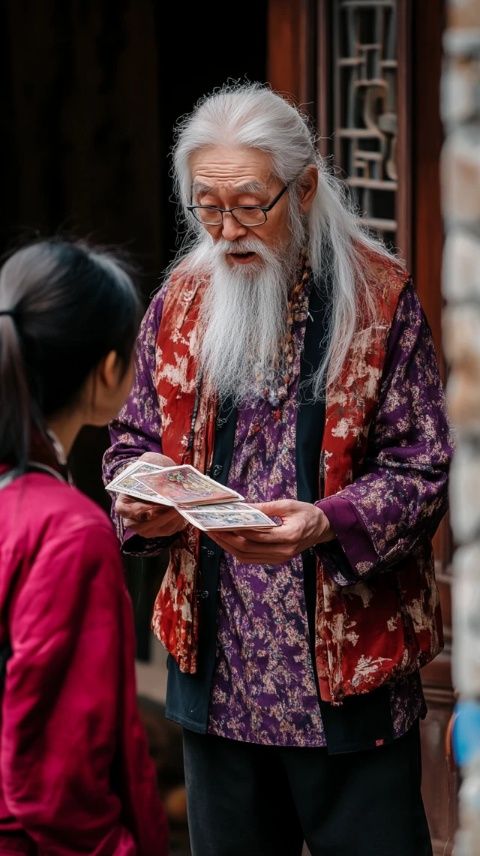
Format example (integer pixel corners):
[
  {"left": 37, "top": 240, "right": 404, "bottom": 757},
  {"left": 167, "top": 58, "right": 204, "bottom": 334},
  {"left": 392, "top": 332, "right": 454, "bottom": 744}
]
[
  {"left": 105, "top": 461, "right": 172, "bottom": 504},
  {"left": 136, "top": 465, "right": 242, "bottom": 507},
  {"left": 105, "top": 461, "right": 278, "bottom": 530},
  {"left": 180, "top": 502, "right": 277, "bottom": 532}
]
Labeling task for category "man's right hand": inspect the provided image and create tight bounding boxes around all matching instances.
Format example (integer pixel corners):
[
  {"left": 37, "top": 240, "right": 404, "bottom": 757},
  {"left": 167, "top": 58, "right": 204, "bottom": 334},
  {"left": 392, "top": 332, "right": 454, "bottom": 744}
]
[{"left": 114, "top": 451, "right": 187, "bottom": 538}]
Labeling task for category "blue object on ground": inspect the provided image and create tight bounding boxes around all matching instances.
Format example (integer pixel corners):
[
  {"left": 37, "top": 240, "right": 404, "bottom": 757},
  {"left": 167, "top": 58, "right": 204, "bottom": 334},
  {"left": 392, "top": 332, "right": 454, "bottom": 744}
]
[{"left": 452, "top": 700, "right": 480, "bottom": 767}]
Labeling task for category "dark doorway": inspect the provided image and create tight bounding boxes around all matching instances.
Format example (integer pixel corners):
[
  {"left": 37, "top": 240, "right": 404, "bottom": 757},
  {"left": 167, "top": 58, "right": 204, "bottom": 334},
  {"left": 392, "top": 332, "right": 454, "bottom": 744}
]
[{"left": 0, "top": 0, "right": 267, "bottom": 503}]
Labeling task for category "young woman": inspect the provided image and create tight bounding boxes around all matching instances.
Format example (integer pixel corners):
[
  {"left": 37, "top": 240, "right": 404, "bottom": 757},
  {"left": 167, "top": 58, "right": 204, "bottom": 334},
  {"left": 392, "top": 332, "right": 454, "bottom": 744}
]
[{"left": 0, "top": 240, "right": 168, "bottom": 855}]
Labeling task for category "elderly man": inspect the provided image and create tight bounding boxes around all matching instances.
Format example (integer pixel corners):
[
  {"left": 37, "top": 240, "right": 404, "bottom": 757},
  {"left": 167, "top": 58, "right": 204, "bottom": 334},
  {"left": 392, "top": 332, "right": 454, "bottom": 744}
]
[{"left": 104, "top": 83, "right": 452, "bottom": 856}]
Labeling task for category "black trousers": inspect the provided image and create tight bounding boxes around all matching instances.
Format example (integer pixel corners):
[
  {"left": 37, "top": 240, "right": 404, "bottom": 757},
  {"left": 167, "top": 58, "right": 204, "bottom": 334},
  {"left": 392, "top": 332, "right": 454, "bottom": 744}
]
[{"left": 183, "top": 721, "right": 433, "bottom": 856}]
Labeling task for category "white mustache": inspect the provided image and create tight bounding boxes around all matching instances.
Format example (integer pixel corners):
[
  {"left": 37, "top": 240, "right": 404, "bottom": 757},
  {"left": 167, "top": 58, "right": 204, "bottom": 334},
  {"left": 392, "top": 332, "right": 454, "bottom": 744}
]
[{"left": 211, "top": 238, "right": 271, "bottom": 261}]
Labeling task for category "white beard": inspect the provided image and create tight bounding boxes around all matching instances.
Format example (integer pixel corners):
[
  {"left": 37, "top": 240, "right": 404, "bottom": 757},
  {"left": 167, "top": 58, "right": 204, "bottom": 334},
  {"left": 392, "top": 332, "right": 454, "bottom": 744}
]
[{"left": 194, "top": 232, "right": 305, "bottom": 404}]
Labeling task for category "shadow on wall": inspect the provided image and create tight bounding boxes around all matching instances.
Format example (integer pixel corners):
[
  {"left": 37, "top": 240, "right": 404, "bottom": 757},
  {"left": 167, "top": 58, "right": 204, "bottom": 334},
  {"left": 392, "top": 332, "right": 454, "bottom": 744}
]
[{"left": 137, "top": 695, "right": 191, "bottom": 856}]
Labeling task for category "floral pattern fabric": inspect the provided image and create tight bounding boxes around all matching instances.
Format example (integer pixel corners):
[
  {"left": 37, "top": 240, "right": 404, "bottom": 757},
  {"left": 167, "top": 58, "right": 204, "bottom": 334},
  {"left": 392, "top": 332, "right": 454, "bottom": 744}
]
[{"left": 207, "top": 301, "right": 326, "bottom": 745}]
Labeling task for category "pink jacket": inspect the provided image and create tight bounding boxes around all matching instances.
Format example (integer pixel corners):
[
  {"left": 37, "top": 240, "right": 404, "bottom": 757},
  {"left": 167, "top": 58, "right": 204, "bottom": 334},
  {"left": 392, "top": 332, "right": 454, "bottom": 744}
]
[{"left": 0, "top": 467, "right": 168, "bottom": 855}]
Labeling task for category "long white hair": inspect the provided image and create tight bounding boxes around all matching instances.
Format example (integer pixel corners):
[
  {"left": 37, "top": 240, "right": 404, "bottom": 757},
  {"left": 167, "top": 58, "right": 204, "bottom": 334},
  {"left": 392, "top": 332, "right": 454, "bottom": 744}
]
[{"left": 170, "top": 81, "right": 400, "bottom": 398}]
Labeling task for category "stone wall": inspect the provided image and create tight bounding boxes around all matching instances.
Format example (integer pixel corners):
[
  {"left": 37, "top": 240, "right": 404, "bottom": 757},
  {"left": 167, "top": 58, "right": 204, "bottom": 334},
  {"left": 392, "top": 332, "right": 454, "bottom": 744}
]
[{"left": 441, "top": 0, "right": 480, "bottom": 852}]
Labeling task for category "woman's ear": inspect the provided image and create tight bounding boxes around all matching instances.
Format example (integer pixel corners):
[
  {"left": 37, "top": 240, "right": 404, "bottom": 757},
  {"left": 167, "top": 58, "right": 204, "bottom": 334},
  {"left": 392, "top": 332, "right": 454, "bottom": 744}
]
[
  {"left": 298, "top": 165, "right": 318, "bottom": 214},
  {"left": 83, "top": 350, "right": 120, "bottom": 413},
  {"left": 98, "top": 350, "right": 122, "bottom": 391},
  {"left": 82, "top": 350, "right": 132, "bottom": 426}
]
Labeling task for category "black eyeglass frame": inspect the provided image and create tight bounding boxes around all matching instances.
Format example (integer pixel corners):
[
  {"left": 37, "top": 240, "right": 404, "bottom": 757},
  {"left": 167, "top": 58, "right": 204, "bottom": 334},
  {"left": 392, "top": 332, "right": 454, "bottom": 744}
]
[{"left": 186, "top": 183, "right": 290, "bottom": 227}]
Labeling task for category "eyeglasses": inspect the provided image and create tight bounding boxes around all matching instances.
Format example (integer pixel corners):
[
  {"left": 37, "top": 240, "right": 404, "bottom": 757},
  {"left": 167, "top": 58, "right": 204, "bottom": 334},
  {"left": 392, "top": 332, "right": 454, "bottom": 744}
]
[{"left": 186, "top": 183, "right": 290, "bottom": 227}]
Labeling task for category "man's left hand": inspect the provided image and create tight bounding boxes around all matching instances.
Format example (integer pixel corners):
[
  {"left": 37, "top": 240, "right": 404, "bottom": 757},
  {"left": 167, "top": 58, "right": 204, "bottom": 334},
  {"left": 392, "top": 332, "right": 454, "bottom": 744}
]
[{"left": 207, "top": 499, "right": 334, "bottom": 565}]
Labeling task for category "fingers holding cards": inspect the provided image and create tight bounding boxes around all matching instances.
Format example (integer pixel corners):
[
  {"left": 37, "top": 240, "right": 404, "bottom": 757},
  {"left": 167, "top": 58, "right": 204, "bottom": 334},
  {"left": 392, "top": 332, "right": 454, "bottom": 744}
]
[{"left": 115, "top": 493, "right": 187, "bottom": 537}]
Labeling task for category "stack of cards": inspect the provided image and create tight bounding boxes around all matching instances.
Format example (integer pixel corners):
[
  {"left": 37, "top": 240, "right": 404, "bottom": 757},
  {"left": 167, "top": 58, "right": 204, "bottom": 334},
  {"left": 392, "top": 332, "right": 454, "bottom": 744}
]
[{"left": 105, "top": 461, "right": 277, "bottom": 532}]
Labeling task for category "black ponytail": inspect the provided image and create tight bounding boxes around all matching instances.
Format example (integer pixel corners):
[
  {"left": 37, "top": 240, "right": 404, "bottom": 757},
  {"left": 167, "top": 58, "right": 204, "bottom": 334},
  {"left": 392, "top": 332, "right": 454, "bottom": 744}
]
[{"left": 0, "top": 311, "right": 31, "bottom": 470}]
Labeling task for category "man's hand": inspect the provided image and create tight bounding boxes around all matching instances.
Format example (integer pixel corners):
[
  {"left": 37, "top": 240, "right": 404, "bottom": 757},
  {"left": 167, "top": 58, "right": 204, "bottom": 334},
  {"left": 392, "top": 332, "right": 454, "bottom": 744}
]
[
  {"left": 114, "top": 452, "right": 187, "bottom": 538},
  {"left": 207, "top": 499, "right": 334, "bottom": 564}
]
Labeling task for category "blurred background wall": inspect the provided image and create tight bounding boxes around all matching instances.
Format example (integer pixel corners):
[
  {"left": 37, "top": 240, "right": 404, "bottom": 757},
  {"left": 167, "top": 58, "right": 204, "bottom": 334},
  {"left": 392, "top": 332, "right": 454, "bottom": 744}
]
[{"left": 441, "top": 0, "right": 480, "bottom": 852}]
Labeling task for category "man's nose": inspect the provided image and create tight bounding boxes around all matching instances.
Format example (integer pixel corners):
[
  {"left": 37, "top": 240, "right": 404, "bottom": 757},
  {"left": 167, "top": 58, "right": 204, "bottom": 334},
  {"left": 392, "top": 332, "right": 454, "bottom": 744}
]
[{"left": 221, "top": 212, "right": 248, "bottom": 241}]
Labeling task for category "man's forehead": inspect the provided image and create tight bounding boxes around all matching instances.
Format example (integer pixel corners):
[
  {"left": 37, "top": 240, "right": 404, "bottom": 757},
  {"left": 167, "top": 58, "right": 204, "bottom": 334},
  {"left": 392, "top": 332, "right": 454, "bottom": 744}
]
[
  {"left": 190, "top": 146, "right": 274, "bottom": 191},
  {"left": 192, "top": 177, "right": 270, "bottom": 195}
]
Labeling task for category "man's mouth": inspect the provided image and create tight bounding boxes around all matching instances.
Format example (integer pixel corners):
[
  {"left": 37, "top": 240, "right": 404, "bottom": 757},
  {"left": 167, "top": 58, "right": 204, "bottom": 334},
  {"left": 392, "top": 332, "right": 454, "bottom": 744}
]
[{"left": 227, "top": 251, "right": 257, "bottom": 264}]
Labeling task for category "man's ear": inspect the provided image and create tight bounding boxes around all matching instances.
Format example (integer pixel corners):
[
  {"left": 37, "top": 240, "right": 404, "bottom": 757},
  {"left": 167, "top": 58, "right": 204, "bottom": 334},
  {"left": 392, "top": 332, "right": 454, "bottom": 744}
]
[{"left": 298, "top": 165, "right": 318, "bottom": 214}]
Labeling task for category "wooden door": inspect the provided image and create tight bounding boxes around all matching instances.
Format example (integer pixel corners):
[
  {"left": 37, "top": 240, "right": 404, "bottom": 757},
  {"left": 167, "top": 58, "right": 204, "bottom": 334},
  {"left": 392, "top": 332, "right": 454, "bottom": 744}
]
[{"left": 267, "top": 2, "right": 457, "bottom": 851}]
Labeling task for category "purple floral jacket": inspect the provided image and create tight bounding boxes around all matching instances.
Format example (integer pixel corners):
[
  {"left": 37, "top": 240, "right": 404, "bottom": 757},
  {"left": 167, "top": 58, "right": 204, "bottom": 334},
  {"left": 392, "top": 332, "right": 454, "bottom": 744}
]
[{"left": 133, "top": 249, "right": 451, "bottom": 703}]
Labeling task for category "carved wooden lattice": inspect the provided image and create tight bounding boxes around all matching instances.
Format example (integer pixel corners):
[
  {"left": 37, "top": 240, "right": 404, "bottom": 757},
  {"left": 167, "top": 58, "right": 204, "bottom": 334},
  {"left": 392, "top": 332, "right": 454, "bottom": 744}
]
[{"left": 333, "top": 0, "right": 399, "bottom": 246}]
